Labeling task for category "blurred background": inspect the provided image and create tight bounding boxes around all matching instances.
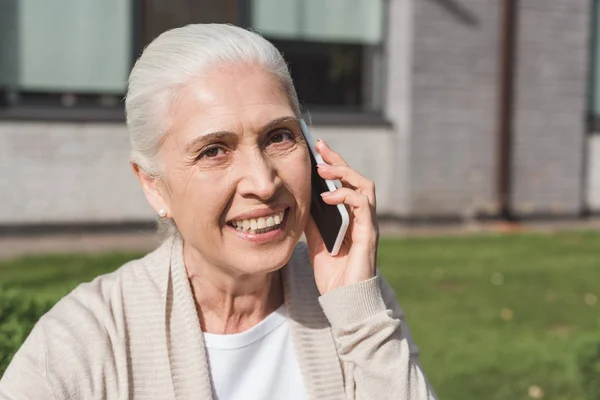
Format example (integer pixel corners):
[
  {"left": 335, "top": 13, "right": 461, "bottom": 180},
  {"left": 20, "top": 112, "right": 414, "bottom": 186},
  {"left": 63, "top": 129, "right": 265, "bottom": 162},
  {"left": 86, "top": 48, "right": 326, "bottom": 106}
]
[
  {"left": 0, "top": 0, "right": 599, "bottom": 225},
  {"left": 1, "top": 0, "right": 600, "bottom": 399}
]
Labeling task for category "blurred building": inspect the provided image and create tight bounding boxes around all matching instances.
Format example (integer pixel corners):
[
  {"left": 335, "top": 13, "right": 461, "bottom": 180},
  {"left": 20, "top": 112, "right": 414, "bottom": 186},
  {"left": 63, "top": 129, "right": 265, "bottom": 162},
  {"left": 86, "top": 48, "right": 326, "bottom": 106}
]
[{"left": 0, "top": 0, "right": 597, "bottom": 229}]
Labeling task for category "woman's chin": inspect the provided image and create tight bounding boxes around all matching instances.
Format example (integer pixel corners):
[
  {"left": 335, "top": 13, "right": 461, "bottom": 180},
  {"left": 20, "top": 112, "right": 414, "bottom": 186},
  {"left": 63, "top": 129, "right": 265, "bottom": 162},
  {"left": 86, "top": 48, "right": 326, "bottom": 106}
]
[{"left": 224, "top": 238, "right": 297, "bottom": 275}]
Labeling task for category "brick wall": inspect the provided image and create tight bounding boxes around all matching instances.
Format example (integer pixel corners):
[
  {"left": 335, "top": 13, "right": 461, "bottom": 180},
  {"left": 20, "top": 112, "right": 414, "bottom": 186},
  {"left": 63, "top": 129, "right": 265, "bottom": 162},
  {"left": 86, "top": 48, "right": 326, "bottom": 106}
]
[
  {"left": 510, "top": 0, "right": 590, "bottom": 216},
  {"left": 408, "top": 0, "right": 501, "bottom": 217}
]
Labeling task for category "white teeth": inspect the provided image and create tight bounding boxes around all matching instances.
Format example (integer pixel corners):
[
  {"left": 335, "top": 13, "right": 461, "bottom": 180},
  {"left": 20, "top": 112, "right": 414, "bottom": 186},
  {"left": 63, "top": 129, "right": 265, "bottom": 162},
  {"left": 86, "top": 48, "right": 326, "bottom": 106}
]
[
  {"left": 257, "top": 217, "right": 266, "bottom": 229},
  {"left": 230, "top": 211, "right": 286, "bottom": 233}
]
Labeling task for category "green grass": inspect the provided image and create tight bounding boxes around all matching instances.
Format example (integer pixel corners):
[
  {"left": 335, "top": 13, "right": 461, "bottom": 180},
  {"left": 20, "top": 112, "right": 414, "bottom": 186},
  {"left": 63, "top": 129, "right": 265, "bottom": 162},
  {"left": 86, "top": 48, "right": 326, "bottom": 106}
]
[
  {"left": 1, "top": 231, "right": 600, "bottom": 399},
  {"left": 0, "top": 252, "right": 140, "bottom": 302},
  {"left": 379, "top": 231, "right": 600, "bottom": 400}
]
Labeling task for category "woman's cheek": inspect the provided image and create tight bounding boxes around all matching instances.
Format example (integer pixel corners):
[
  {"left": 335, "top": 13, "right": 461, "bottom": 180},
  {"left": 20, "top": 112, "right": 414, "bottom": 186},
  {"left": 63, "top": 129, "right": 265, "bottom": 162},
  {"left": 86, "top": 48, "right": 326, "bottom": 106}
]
[
  {"left": 291, "top": 154, "right": 312, "bottom": 213},
  {"left": 284, "top": 150, "right": 310, "bottom": 189}
]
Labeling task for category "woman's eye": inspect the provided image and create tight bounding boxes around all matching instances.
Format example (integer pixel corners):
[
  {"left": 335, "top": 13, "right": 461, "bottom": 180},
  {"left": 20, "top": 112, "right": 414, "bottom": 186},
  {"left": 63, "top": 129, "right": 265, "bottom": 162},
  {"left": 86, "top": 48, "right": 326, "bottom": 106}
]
[
  {"left": 267, "top": 130, "right": 294, "bottom": 145},
  {"left": 199, "top": 146, "right": 225, "bottom": 160},
  {"left": 271, "top": 133, "right": 284, "bottom": 143}
]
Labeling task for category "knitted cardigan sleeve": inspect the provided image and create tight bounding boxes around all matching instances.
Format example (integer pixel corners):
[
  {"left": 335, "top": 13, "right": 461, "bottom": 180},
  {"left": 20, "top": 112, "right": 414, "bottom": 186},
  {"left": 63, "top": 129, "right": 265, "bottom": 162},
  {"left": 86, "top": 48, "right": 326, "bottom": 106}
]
[
  {"left": 318, "top": 275, "right": 438, "bottom": 400},
  {"left": 0, "top": 322, "right": 54, "bottom": 400},
  {"left": 0, "top": 271, "right": 127, "bottom": 400}
]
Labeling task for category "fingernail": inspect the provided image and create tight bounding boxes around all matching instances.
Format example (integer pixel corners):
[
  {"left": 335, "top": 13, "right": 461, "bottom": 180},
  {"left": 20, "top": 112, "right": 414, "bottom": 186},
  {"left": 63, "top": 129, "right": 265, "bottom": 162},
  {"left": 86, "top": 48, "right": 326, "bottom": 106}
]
[
  {"left": 317, "top": 139, "right": 328, "bottom": 148},
  {"left": 321, "top": 191, "right": 334, "bottom": 197},
  {"left": 316, "top": 163, "right": 328, "bottom": 169}
]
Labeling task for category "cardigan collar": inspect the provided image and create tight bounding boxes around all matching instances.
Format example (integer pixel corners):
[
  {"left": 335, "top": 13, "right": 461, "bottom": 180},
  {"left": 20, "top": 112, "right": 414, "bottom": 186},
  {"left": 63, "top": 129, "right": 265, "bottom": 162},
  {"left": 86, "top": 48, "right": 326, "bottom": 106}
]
[{"left": 160, "top": 235, "right": 346, "bottom": 400}]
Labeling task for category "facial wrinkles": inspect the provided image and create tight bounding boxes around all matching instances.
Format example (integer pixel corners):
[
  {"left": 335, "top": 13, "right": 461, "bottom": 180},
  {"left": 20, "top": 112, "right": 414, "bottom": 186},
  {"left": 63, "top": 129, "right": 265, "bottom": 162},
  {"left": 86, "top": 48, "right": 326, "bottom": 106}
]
[
  {"left": 244, "top": 141, "right": 276, "bottom": 182},
  {"left": 187, "top": 135, "right": 276, "bottom": 246},
  {"left": 213, "top": 143, "right": 275, "bottom": 238},
  {"left": 165, "top": 117, "right": 302, "bottom": 230},
  {"left": 161, "top": 65, "right": 309, "bottom": 263}
]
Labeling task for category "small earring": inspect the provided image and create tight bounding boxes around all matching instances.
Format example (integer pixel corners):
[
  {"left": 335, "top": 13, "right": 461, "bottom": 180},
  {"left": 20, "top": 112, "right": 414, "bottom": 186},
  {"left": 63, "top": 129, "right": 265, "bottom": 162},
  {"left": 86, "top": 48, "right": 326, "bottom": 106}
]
[{"left": 158, "top": 209, "right": 167, "bottom": 218}]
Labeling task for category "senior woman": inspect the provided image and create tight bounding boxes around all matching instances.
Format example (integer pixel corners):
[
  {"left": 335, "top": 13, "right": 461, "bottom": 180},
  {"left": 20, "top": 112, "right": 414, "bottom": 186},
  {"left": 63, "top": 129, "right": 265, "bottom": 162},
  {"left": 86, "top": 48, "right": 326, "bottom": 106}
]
[{"left": 0, "top": 24, "right": 437, "bottom": 400}]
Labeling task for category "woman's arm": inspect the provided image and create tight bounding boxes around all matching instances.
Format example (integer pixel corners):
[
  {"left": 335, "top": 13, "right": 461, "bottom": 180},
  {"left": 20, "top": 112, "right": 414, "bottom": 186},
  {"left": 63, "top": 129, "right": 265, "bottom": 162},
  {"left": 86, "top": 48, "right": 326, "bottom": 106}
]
[
  {"left": 319, "top": 275, "right": 438, "bottom": 400},
  {"left": 304, "top": 139, "right": 438, "bottom": 398},
  {"left": 0, "top": 281, "right": 125, "bottom": 400},
  {"left": 0, "top": 324, "right": 54, "bottom": 400}
]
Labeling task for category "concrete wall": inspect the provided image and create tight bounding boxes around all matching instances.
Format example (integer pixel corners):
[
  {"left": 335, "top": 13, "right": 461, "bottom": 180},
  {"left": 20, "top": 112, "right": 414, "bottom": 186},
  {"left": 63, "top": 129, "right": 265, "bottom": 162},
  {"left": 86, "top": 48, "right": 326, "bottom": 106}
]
[
  {"left": 510, "top": 0, "right": 590, "bottom": 216},
  {"left": 408, "top": 0, "right": 501, "bottom": 218},
  {"left": 0, "top": 122, "right": 394, "bottom": 225},
  {"left": 0, "top": 122, "right": 152, "bottom": 225},
  {"left": 586, "top": 135, "right": 600, "bottom": 211},
  {"left": 383, "top": 0, "right": 413, "bottom": 216}
]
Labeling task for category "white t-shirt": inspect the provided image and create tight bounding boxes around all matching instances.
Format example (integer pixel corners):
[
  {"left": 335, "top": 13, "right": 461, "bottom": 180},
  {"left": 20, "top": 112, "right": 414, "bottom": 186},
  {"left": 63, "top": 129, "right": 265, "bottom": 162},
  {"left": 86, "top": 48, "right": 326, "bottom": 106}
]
[{"left": 203, "top": 305, "right": 308, "bottom": 400}]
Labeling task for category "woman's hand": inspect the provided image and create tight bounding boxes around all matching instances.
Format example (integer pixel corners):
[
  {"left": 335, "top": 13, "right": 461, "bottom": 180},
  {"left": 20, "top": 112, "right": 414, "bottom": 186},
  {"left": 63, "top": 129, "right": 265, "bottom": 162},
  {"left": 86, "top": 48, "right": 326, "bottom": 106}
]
[{"left": 304, "top": 140, "right": 379, "bottom": 295}]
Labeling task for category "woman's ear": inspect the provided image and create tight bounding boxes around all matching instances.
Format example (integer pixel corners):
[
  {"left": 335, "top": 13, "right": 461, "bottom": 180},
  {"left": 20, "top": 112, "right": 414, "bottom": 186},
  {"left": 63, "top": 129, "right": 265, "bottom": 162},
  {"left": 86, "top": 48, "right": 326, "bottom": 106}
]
[{"left": 131, "top": 162, "right": 170, "bottom": 216}]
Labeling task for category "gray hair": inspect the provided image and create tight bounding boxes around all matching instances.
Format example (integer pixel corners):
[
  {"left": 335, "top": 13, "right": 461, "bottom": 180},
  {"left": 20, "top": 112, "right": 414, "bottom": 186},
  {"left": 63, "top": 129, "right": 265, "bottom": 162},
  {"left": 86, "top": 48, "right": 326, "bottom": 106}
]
[{"left": 125, "top": 24, "right": 301, "bottom": 236}]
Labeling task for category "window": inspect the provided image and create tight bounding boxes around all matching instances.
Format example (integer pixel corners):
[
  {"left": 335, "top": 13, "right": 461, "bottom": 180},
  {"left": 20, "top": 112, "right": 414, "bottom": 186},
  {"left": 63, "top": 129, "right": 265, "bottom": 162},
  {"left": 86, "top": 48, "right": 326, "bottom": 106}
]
[
  {"left": 139, "top": 0, "right": 237, "bottom": 49},
  {"left": 250, "top": 0, "right": 385, "bottom": 113},
  {"left": 0, "top": 0, "right": 385, "bottom": 120},
  {"left": 0, "top": 0, "right": 133, "bottom": 115}
]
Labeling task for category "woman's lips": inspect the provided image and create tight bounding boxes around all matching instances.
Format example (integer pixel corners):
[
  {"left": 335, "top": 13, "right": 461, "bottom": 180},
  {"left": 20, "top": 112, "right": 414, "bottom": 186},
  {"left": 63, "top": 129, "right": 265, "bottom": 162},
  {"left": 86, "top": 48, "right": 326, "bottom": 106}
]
[{"left": 227, "top": 208, "right": 289, "bottom": 244}]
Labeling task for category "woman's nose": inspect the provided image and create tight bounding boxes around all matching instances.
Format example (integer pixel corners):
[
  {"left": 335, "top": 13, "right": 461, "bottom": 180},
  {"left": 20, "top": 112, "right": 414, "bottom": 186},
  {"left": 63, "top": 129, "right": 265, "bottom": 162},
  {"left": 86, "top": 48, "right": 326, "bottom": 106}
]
[{"left": 236, "top": 153, "right": 282, "bottom": 201}]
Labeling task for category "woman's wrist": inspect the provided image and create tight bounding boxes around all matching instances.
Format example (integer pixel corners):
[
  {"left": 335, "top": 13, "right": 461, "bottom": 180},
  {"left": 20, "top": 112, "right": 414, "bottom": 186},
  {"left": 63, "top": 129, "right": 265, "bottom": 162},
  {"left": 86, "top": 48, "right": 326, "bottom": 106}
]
[{"left": 318, "top": 276, "right": 387, "bottom": 328}]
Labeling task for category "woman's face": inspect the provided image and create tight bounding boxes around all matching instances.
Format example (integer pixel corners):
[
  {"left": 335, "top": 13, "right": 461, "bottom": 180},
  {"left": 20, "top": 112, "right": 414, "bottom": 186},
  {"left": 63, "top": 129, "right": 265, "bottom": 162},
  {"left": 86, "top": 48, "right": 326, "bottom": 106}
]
[{"left": 148, "top": 64, "right": 311, "bottom": 276}]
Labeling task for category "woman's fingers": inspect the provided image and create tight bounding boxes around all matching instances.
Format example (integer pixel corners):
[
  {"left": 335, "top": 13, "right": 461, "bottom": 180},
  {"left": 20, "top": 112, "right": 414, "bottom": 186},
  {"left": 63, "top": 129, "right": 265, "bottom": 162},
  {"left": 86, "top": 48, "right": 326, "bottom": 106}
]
[
  {"left": 321, "top": 188, "right": 373, "bottom": 222},
  {"left": 317, "top": 163, "right": 376, "bottom": 207},
  {"left": 315, "top": 139, "right": 376, "bottom": 207},
  {"left": 316, "top": 140, "right": 348, "bottom": 166}
]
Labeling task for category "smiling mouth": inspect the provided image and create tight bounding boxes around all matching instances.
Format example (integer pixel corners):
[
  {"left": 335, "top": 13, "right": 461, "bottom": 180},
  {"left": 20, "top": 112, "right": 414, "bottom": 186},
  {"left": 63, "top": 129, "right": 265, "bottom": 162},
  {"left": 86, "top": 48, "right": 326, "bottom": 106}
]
[{"left": 227, "top": 209, "right": 287, "bottom": 234}]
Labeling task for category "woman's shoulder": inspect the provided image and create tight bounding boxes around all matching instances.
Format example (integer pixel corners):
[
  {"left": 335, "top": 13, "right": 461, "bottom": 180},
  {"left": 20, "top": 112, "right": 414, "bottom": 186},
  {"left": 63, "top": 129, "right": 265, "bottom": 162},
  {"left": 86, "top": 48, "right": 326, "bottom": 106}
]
[
  {"left": 37, "top": 239, "right": 173, "bottom": 341},
  {"left": 2, "top": 242, "right": 174, "bottom": 396}
]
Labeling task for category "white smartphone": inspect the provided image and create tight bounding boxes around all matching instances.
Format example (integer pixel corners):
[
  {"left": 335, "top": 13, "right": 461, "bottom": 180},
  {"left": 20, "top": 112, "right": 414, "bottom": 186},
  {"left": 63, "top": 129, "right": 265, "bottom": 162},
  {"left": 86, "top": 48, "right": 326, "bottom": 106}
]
[{"left": 299, "top": 119, "right": 350, "bottom": 256}]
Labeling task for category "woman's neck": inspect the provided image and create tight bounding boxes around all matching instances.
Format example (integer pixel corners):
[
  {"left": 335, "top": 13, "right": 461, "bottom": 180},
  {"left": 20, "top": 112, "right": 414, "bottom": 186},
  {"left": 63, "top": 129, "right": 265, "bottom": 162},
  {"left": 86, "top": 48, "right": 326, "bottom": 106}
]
[{"left": 183, "top": 242, "right": 284, "bottom": 334}]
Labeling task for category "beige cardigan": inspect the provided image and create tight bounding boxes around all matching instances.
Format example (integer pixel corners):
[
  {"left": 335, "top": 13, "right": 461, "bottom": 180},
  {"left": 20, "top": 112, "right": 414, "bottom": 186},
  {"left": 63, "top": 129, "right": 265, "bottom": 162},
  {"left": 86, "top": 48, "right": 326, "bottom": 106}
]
[{"left": 0, "top": 235, "right": 437, "bottom": 400}]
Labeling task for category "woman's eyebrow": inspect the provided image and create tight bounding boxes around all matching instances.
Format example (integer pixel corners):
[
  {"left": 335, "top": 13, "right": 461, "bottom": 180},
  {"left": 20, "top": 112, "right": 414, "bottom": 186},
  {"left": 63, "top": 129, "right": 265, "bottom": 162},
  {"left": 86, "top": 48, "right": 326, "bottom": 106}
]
[
  {"left": 184, "top": 116, "right": 299, "bottom": 152},
  {"left": 259, "top": 116, "right": 299, "bottom": 133},
  {"left": 184, "top": 131, "right": 236, "bottom": 152}
]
